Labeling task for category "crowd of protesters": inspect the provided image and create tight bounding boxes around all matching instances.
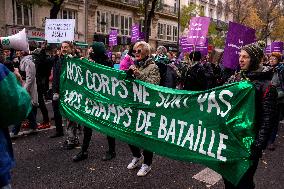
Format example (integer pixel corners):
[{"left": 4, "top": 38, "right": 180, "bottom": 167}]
[{"left": 0, "top": 38, "right": 284, "bottom": 189}]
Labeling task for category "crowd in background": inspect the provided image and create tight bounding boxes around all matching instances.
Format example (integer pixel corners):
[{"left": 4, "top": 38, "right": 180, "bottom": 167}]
[{"left": 0, "top": 39, "right": 284, "bottom": 189}]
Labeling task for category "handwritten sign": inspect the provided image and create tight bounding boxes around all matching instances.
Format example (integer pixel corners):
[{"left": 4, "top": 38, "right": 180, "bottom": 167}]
[
  {"left": 45, "top": 19, "right": 75, "bottom": 43},
  {"left": 109, "top": 29, "right": 118, "bottom": 47},
  {"left": 188, "top": 17, "right": 210, "bottom": 46},
  {"left": 131, "top": 24, "right": 140, "bottom": 43}
]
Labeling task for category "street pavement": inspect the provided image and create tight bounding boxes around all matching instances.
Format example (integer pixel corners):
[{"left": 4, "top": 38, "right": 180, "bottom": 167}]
[{"left": 9, "top": 102, "right": 284, "bottom": 189}]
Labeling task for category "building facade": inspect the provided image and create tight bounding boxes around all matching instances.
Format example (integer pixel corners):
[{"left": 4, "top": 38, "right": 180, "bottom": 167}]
[
  {"left": 0, "top": 0, "right": 86, "bottom": 44},
  {"left": 87, "top": 0, "right": 179, "bottom": 50},
  {"left": 0, "top": 0, "right": 232, "bottom": 50}
]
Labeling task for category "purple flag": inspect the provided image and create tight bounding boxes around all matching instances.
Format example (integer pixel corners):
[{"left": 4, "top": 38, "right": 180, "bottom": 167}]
[
  {"left": 223, "top": 22, "right": 255, "bottom": 70},
  {"left": 271, "top": 42, "right": 283, "bottom": 53},
  {"left": 196, "top": 38, "right": 208, "bottom": 56},
  {"left": 180, "top": 37, "right": 208, "bottom": 55},
  {"left": 131, "top": 24, "right": 140, "bottom": 43},
  {"left": 109, "top": 29, "right": 118, "bottom": 47},
  {"left": 180, "top": 37, "right": 193, "bottom": 53},
  {"left": 188, "top": 17, "right": 210, "bottom": 46},
  {"left": 139, "top": 32, "right": 145, "bottom": 41}
]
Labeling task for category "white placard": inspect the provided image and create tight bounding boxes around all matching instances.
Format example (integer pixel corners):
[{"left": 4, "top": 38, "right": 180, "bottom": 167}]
[{"left": 45, "top": 19, "right": 75, "bottom": 43}]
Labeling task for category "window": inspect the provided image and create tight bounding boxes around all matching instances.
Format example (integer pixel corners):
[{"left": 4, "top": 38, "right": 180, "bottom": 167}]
[
  {"left": 111, "top": 14, "right": 119, "bottom": 30},
  {"left": 59, "top": 9, "right": 78, "bottom": 31},
  {"left": 120, "top": 16, "right": 132, "bottom": 36},
  {"left": 200, "top": 5, "right": 205, "bottom": 15},
  {"left": 96, "top": 10, "right": 109, "bottom": 34},
  {"left": 158, "top": 23, "right": 167, "bottom": 40},
  {"left": 139, "top": 19, "right": 151, "bottom": 37},
  {"left": 13, "top": 0, "right": 33, "bottom": 26},
  {"left": 59, "top": 9, "right": 76, "bottom": 19},
  {"left": 209, "top": 8, "right": 214, "bottom": 18},
  {"left": 173, "top": 26, "right": 178, "bottom": 42},
  {"left": 167, "top": 25, "right": 172, "bottom": 41},
  {"left": 159, "top": 23, "right": 177, "bottom": 41},
  {"left": 174, "top": 0, "right": 178, "bottom": 13}
]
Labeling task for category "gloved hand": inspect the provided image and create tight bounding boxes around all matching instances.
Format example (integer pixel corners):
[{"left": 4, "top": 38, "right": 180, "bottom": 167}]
[{"left": 53, "top": 93, "right": 59, "bottom": 101}]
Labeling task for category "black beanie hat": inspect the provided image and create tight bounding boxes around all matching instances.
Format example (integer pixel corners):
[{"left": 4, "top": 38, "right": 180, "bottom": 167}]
[{"left": 241, "top": 41, "right": 265, "bottom": 71}]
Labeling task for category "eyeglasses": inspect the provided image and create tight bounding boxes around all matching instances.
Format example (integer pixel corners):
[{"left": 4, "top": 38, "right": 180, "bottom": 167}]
[
  {"left": 270, "top": 57, "right": 277, "bottom": 61},
  {"left": 133, "top": 49, "right": 142, "bottom": 54}
]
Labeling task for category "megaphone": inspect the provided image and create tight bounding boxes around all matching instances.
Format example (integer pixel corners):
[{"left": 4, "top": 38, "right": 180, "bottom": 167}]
[{"left": 0, "top": 28, "right": 29, "bottom": 52}]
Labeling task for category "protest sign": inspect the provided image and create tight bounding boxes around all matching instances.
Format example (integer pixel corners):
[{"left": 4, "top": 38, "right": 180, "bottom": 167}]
[
  {"left": 271, "top": 42, "right": 283, "bottom": 53},
  {"left": 45, "top": 19, "right": 75, "bottom": 43},
  {"left": 131, "top": 24, "right": 140, "bottom": 43},
  {"left": 196, "top": 38, "right": 208, "bottom": 56},
  {"left": 60, "top": 57, "right": 256, "bottom": 186},
  {"left": 109, "top": 29, "right": 118, "bottom": 47},
  {"left": 223, "top": 22, "right": 255, "bottom": 70},
  {"left": 188, "top": 17, "right": 210, "bottom": 46},
  {"left": 180, "top": 37, "right": 208, "bottom": 56},
  {"left": 180, "top": 37, "right": 193, "bottom": 53}
]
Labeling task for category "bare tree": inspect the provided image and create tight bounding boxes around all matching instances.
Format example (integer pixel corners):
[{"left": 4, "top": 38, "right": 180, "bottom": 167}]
[
  {"left": 48, "top": 0, "right": 64, "bottom": 19},
  {"left": 224, "top": 0, "right": 254, "bottom": 24},
  {"left": 256, "top": 0, "right": 284, "bottom": 42},
  {"left": 141, "top": 0, "right": 158, "bottom": 42}
]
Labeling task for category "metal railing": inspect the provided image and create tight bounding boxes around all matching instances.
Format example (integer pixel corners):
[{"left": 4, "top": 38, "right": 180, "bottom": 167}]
[{"left": 156, "top": 3, "right": 178, "bottom": 16}]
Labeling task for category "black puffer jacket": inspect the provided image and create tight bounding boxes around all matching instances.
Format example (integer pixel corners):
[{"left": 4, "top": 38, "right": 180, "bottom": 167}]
[
  {"left": 228, "top": 69, "right": 278, "bottom": 158},
  {"left": 183, "top": 62, "right": 214, "bottom": 91}
]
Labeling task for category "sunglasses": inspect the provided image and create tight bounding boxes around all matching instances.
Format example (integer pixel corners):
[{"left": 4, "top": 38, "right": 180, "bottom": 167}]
[{"left": 133, "top": 49, "right": 142, "bottom": 54}]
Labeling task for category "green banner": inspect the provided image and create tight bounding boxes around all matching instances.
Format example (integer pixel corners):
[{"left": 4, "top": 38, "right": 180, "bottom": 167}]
[{"left": 60, "top": 57, "right": 256, "bottom": 185}]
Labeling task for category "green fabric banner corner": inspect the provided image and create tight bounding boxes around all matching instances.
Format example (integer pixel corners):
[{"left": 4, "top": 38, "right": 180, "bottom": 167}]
[{"left": 59, "top": 57, "right": 256, "bottom": 186}]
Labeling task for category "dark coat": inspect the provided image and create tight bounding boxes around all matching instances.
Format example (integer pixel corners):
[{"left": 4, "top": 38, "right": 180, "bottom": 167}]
[
  {"left": 52, "top": 55, "right": 62, "bottom": 94},
  {"left": 228, "top": 69, "right": 278, "bottom": 159}
]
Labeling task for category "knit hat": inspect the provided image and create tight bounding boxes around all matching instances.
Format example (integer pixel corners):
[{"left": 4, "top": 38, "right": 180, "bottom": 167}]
[
  {"left": 91, "top": 42, "right": 106, "bottom": 55},
  {"left": 241, "top": 41, "right": 265, "bottom": 71},
  {"left": 270, "top": 52, "right": 282, "bottom": 62}
]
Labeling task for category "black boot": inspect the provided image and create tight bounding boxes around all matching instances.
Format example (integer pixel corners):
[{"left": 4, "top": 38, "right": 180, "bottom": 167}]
[
  {"left": 73, "top": 151, "right": 88, "bottom": 162},
  {"left": 102, "top": 151, "right": 116, "bottom": 161}
]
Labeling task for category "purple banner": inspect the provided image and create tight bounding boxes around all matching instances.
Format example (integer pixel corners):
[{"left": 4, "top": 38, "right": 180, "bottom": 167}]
[
  {"left": 271, "top": 42, "right": 283, "bottom": 53},
  {"left": 196, "top": 38, "right": 208, "bottom": 56},
  {"left": 139, "top": 32, "right": 145, "bottom": 41},
  {"left": 109, "top": 29, "right": 118, "bottom": 47},
  {"left": 131, "top": 24, "right": 140, "bottom": 43},
  {"left": 180, "top": 37, "right": 193, "bottom": 53},
  {"left": 180, "top": 37, "right": 208, "bottom": 55},
  {"left": 223, "top": 22, "right": 256, "bottom": 70},
  {"left": 188, "top": 17, "right": 210, "bottom": 46}
]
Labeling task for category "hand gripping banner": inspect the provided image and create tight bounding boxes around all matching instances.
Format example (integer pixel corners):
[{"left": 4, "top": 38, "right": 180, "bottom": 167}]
[{"left": 60, "top": 57, "right": 256, "bottom": 186}]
